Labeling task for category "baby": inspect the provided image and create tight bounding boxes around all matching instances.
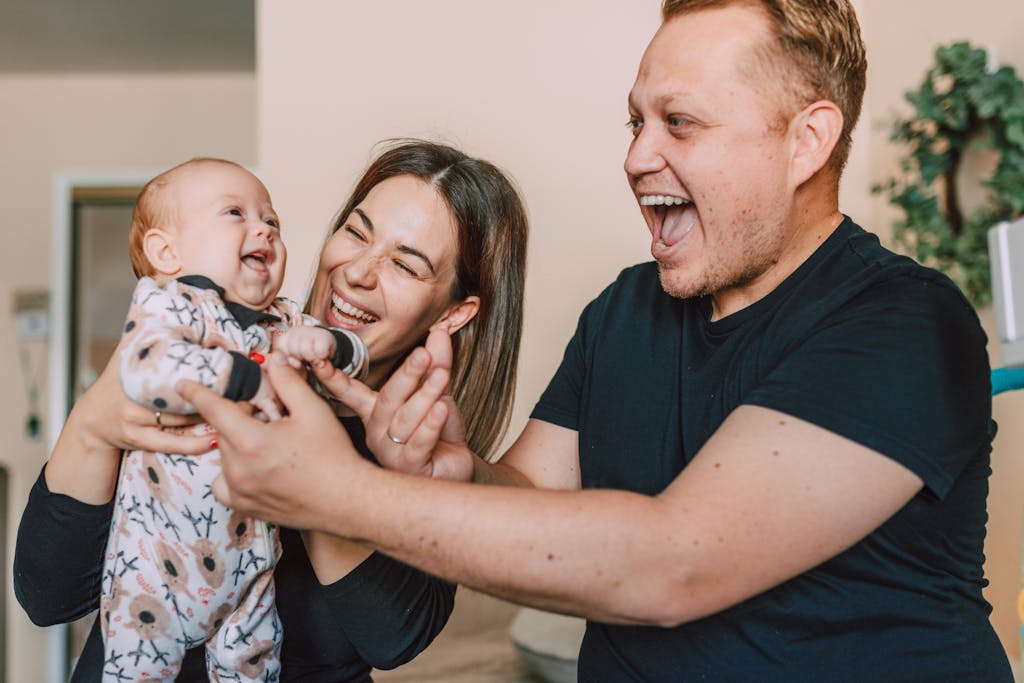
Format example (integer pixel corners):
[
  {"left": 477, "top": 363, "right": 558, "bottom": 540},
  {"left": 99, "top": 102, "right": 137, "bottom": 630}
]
[{"left": 100, "top": 157, "right": 367, "bottom": 682}]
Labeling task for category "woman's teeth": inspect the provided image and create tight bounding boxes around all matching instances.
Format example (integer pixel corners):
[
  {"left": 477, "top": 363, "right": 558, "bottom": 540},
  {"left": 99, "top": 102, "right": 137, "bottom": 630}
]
[
  {"left": 640, "top": 195, "right": 687, "bottom": 206},
  {"left": 331, "top": 292, "right": 378, "bottom": 323}
]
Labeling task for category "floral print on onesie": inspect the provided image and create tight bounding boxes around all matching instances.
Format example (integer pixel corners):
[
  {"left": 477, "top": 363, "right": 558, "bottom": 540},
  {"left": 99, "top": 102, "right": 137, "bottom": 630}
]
[{"left": 101, "top": 275, "right": 318, "bottom": 683}]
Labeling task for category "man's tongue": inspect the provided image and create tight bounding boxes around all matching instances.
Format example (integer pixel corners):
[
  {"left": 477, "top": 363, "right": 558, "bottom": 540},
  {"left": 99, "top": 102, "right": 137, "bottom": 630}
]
[{"left": 659, "top": 203, "right": 696, "bottom": 247}]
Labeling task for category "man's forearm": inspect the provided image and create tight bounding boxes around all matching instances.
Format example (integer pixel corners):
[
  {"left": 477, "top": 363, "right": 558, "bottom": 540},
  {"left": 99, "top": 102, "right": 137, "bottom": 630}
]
[{"left": 317, "top": 463, "right": 686, "bottom": 627}]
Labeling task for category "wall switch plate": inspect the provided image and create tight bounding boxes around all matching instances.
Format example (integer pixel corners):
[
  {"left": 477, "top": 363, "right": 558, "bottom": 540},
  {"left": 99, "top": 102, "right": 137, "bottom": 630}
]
[{"left": 13, "top": 289, "right": 49, "bottom": 341}]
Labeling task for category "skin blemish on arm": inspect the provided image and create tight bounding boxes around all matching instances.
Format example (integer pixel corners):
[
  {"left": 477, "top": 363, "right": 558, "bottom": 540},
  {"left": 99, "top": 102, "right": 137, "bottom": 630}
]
[{"left": 772, "top": 450, "right": 780, "bottom": 457}]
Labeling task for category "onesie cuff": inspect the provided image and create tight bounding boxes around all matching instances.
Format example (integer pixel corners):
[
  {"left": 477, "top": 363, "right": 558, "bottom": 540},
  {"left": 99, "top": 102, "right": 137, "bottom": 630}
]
[
  {"left": 326, "top": 327, "right": 369, "bottom": 380},
  {"left": 225, "top": 352, "right": 262, "bottom": 401}
]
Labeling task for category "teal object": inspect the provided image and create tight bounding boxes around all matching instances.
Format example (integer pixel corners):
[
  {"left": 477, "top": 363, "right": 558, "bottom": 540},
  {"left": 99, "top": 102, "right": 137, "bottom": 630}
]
[
  {"left": 992, "top": 368, "right": 1024, "bottom": 673},
  {"left": 991, "top": 367, "right": 1024, "bottom": 395}
]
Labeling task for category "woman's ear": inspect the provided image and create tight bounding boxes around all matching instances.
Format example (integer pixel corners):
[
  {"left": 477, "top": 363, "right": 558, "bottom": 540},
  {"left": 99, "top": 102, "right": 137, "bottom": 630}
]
[
  {"left": 142, "top": 228, "right": 183, "bottom": 277},
  {"left": 430, "top": 296, "right": 481, "bottom": 335}
]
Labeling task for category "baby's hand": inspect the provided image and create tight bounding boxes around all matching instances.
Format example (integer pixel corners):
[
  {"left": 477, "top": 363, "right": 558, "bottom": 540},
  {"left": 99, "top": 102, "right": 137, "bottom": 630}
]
[
  {"left": 275, "top": 326, "right": 337, "bottom": 370},
  {"left": 250, "top": 370, "right": 283, "bottom": 422}
]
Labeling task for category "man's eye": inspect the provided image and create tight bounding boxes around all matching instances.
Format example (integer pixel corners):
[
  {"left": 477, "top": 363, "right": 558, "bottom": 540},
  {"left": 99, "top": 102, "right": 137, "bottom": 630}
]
[
  {"left": 667, "top": 116, "right": 687, "bottom": 128},
  {"left": 625, "top": 118, "right": 643, "bottom": 136}
]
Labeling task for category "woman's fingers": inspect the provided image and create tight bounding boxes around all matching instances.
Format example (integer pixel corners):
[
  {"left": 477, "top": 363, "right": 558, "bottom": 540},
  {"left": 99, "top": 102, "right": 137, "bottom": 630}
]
[
  {"left": 438, "top": 394, "right": 467, "bottom": 443},
  {"left": 124, "top": 423, "right": 216, "bottom": 455},
  {"left": 398, "top": 400, "right": 449, "bottom": 474},
  {"left": 385, "top": 368, "right": 450, "bottom": 444},
  {"left": 310, "top": 361, "right": 378, "bottom": 419},
  {"left": 424, "top": 328, "right": 454, "bottom": 372},
  {"left": 125, "top": 402, "right": 200, "bottom": 429}
]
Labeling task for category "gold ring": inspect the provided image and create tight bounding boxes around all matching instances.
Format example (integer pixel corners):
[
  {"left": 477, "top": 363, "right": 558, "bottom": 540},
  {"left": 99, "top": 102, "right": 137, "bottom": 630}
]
[{"left": 155, "top": 411, "right": 163, "bottom": 427}]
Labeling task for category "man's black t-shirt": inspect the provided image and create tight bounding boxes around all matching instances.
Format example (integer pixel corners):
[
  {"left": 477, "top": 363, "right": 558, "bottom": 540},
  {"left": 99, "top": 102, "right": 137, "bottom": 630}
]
[{"left": 532, "top": 217, "right": 1011, "bottom": 681}]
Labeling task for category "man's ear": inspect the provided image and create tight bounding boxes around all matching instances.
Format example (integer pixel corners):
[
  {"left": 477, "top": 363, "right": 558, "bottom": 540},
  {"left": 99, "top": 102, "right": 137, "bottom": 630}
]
[
  {"left": 430, "top": 295, "right": 481, "bottom": 335},
  {"left": 789, "top": 99, "right": 843, "bottom": 186},
  {"left": 142, "top": 229, "right": 183, "bottom": 276}
]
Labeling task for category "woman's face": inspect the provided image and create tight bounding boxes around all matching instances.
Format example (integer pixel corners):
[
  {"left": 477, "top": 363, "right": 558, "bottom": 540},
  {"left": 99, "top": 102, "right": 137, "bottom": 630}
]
[{"left": 308, "top": 174, "right": 474, "bottom": 387}]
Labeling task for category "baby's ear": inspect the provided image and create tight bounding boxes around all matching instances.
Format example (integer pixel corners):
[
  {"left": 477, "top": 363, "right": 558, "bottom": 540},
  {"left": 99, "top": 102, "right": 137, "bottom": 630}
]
[{"left": 142, "top": 229, "right": 183, "bottom": 276}]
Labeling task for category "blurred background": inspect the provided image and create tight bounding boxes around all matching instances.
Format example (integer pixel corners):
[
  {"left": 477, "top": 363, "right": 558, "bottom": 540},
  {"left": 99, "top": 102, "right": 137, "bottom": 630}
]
[{"left": 3, "top": 1, "right": 1023, "bottom": 680}]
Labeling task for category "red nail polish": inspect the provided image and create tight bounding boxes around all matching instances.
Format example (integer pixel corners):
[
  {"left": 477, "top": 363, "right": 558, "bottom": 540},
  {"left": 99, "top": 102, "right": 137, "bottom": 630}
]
[
  {"left": 249, "top": 352, "right": 265, "bottom": 364},
  {"left": 210, "top": 439, "right": 218, "bottom": 449}
]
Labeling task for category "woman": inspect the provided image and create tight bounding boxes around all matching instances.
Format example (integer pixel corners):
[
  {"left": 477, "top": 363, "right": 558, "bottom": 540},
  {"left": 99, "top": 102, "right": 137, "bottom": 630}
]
[{"left": 14, "top": 140, "right": 528, "bottom": 682}]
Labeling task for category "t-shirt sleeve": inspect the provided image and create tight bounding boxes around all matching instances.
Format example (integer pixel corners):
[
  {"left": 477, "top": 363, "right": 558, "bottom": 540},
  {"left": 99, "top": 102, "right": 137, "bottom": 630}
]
[
  {"left": 744, "top": 276, "right": 991, "bottom": 499},
  {"left": 531, "top": 294, "right": 609, "bottom": 431},
  {"left": 14, "top": 466, "right": 113, "bottom": 626},
  {"left": 320, "top": 552, "right": 456, "bottom": 670}
]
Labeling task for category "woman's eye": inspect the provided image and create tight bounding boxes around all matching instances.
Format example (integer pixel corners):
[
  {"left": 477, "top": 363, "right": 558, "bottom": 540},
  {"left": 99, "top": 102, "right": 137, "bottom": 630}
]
[
  {"left": 345, "top": 226, "right": 367, "bottom": 242},
  {"left": 394, "top": 260, "right": 418, "bottom": 277}
]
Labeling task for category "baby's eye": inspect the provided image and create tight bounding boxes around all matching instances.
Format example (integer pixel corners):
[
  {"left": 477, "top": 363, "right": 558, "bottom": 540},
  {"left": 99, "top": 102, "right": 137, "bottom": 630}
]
[
  {"left": 228, "top": 208, "right": 243, "bottom": 217},
  {"left": 265, "top": 218, "right": 280, "bottom": 229}
]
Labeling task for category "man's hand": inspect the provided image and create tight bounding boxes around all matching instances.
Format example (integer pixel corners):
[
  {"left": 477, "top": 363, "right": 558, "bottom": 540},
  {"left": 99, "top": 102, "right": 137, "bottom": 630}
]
[
  {"left": 250, "top": 370, "right": 284, "bottom": 421},
  {"left": 178, "top": 354, "right": 371, "bottom": 530}
]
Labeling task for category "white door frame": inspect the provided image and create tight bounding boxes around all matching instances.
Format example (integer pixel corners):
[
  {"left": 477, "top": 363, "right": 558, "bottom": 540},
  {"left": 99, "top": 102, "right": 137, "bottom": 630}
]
[{"left": 47, "top": 169, "right": 155, "bottom": 683}]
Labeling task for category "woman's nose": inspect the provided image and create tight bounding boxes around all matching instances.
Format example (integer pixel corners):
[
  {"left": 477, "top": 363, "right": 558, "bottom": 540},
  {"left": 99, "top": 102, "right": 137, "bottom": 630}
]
[{"left": 344, "top": 250, "right": 380, "bottom": 288}]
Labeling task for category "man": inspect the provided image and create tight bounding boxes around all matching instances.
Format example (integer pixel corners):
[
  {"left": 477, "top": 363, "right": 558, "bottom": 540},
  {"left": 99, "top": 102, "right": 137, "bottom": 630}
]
[{"left": 184, "top": 1, "right": 1012, "bottom": 679}]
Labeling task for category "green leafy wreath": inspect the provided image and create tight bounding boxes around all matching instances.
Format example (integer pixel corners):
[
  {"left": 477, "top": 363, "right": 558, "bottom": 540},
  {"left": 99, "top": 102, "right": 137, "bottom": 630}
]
[{"left": 874, "top": 41, "right": 1024, "bottom": 306}]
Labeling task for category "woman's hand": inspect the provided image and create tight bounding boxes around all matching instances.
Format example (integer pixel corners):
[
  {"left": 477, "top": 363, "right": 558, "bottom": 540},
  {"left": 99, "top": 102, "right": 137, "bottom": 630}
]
[
  {"left": 311, "top": 329, "right": 477, "bottom": 482},
  {"left": 45, "top": 346, "right": 211, "bottom": 504},
  {"left": 178, "top": 354, "right": 372, "bottom": 530}
]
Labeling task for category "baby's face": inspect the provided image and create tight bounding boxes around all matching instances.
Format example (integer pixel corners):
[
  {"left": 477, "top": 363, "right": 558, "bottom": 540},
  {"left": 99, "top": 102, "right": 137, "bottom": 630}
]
[{"left": 168, "top": 163, "right": 286, "bottom": 310}]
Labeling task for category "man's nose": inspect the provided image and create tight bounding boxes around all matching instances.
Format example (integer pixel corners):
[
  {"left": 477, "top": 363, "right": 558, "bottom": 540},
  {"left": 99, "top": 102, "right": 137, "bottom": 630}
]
[{"left": 624, "top": 123, "right": 667, "bottom": 179}]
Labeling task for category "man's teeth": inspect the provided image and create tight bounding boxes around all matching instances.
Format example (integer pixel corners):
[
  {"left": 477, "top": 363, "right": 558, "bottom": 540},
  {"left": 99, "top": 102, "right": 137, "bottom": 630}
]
[
  {"left": 640, "top": 195, "right": 687, "bottom": 206},
  {"left": 331, "top": 293, "right": 378, "bottom": 323}
]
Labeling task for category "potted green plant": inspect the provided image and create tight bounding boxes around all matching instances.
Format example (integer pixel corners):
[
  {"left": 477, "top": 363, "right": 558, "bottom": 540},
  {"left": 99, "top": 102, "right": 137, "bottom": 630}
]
[{"left": 874, "top": 41, "right": 1024, "bottom": 306}]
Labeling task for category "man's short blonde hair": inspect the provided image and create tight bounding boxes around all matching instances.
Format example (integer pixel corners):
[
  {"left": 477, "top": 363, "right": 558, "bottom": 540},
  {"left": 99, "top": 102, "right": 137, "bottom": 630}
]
[
  {"left": 661, "top": 0, "right": 866, "bottom": 174},
  {"left": 128, "top": 157, "right": 247, "bottom": 278}
]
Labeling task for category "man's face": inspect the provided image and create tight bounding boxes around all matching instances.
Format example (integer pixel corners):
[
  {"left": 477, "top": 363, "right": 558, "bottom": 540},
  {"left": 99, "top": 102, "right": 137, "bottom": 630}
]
[{"left": 625, "top": 5, "right": 801, "bottom": 314}]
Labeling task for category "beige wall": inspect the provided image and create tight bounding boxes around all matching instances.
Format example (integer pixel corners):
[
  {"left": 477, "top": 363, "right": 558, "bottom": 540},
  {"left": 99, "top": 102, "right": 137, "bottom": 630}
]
[
  {"left": 259, "top": 0, "right": 1024, "bottom": 664},
  {"left": 1, "top": 73, "right": 256, "bottom": 683},
  {"left": 260, "top": 0, "right": 658, "bottom": 437}
]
